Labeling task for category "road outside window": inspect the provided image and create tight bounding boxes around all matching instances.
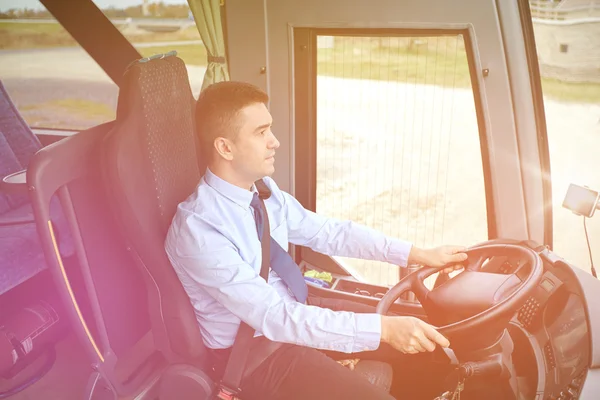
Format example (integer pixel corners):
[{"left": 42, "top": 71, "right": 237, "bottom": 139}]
[{"left": 0, "top": 0, "right": 206, "bottom": 131}]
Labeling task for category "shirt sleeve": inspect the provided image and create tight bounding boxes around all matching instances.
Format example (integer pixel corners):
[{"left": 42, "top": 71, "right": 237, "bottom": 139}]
[
  {"left": 168, "top": 217, "right": 382, "bottom": 354},
  {"left": 274, "top": 185, "right": 413, "bottom": 268}
]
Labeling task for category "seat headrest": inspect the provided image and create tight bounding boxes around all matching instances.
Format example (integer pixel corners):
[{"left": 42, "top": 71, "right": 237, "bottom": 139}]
[
  {"left": 114, "top": 53, "right": 200, "bottom": 232},
  {"left": 117, "top": 51, "right": 191, "bottom": 118}
]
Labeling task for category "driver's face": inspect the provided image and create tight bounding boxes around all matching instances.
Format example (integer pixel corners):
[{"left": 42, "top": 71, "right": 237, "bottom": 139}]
[{"left": 229, "top": 102, "right": 280, "bottom": 182}]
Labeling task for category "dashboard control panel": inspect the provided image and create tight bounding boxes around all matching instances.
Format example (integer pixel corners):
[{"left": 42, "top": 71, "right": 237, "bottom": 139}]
[
  {"left": 518, "top": 296, "right": 541, "bottom": 329},
  {"left": 517, "top": 270, "right": 563, "bottom": 330},
  {"left": 513, "top": 250, "right": 591, "bottom": 400}
]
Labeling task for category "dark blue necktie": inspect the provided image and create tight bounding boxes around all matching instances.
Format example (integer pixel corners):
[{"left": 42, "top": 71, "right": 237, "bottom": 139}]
[{"left": 250, "top": 193, "right": 308, "bottom": 303}]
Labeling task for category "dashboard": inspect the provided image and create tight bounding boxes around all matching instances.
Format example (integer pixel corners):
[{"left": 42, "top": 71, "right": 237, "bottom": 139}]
[
  {"left": 502, "top": 251, "right": 592, "bottom": 400},
  {"left": 305, "top": 240, "right": 600, "bottom": 400}
]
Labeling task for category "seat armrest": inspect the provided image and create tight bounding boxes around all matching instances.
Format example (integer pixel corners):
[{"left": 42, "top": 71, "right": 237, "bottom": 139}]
[{"left": 0, "top": 169, "right": 28, "bottom": 196}]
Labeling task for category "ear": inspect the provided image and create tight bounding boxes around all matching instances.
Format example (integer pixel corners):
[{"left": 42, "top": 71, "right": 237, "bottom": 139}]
[{"left": 214, "top": 137, "right": 234, "bottom": 161}]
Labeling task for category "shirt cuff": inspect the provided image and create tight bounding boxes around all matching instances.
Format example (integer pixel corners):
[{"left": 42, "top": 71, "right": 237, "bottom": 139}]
[
  {"left": 388, "top": 238, "right": 413, "bottom": 267},
  {"left": 353, "top": 313, "right": 382, "bottom": 352}
]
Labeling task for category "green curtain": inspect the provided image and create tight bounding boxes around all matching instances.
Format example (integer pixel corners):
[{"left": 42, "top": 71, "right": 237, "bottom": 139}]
[{"left": 188, "top": 0, "right": 230, "bottom": 90}]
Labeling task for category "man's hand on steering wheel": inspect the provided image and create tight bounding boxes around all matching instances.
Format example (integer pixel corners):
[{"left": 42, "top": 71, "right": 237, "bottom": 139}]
[
  {"left": 381, "top": 315, "right": 450, "bottom": 354},
  {"left": 408, "top": 245, "right": 468, "bottom": 273}
]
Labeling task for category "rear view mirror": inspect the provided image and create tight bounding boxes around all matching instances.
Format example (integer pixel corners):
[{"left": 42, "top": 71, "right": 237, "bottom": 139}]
[{"left": 562, "top": 183, "right": 600, "bottom": 218}]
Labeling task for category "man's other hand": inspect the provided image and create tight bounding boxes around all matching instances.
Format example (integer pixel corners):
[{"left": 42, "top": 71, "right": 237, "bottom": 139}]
[
  {"left": 381, "top": 316, "right": 449, "bottom": 354},
  {"left": 408, "top": 245, "right": 468, "bottom": 271}
]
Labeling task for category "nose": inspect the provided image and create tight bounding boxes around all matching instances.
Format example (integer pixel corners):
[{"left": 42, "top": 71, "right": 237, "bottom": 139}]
[{"left": 269, "top": 131, "right": 280, "bottom": 149}]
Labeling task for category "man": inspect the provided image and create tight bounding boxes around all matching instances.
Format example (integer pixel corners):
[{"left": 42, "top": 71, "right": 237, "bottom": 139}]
[{"left": 165, "top": 81, "right": 468, "bottom": 399}]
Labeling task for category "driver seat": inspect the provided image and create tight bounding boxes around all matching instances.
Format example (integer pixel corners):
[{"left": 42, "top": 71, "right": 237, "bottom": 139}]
[{"left": 100, "top": 53, "right": 392, "bottom": 397}]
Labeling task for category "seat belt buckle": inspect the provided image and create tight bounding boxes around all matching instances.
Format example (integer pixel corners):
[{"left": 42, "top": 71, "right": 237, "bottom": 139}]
[{"left": 215, "top": 383, "right": 241, "bottom": 400}]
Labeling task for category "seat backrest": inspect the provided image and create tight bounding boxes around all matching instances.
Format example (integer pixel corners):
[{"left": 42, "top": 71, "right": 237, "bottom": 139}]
[
  {"left": 0, "top": 81, "right": 41, "bottom": 214},
  {"left": 101, "top": 54, "right": 205, "bottom": 362}
]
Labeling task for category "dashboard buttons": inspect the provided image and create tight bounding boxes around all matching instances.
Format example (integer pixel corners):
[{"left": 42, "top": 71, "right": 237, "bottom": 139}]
[
  {"left": 544, "top": 342, "right": 556, "bottom": 370},
  {"left": 518, "top": 296, "right": 541, "bottom": 328}
]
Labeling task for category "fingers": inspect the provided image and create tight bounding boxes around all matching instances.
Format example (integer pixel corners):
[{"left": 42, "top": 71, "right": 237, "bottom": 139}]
[
  {"left": 403, "top": 347, "right": 419, "bottom": 354},
  {"left": 404, "top": 341, "right": 426, "bottom": 354},
  {"left": 419, "top": 320, "right": 450, "bottom": 348},
  {"left": 442, "top": 264, "right": 465, "bottom": 274},
  {"left": 405, "top": 320, "right": 444, "bottom": 354},
  {"left": 426, "top": 245, "right": 468, "bottom": 268},
  {"left": 439, "top": 246, "right": 467, "bottom": 267},
  {"left": 387, "top": 316, "right": 451, "bottom": 355},
  {"left": 448, "top": 252, "right": 468, "bottom": 263},
  {"left": 415, "top": 331, "right": 436, "bottom": 352},
  {"left": 451, "top": 246, "right": 467, "bottom": 254}
]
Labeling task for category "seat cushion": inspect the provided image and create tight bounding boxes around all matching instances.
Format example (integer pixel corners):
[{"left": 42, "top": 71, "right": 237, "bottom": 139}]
[{"left": 0, "top": 197, "right": 74, "bottom": 295}]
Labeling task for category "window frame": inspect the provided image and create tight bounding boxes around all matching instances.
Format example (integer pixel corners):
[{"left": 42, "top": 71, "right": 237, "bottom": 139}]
[{"left": 516, "top": 0, "right": 554, "bottom": 249}]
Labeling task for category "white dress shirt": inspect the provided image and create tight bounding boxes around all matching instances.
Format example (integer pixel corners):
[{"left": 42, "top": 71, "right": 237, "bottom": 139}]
[{"left": 165, "top": 168, "right": 412, "bottom": 353}]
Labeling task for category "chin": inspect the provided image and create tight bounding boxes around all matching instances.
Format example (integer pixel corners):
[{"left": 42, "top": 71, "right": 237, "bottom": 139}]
[{"left": 264, "top": 166, "right": 275, "bottom": 177}]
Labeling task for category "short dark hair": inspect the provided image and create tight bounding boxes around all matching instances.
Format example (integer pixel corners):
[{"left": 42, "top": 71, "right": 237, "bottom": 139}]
[{"left": 195, "top": 81, "right": 269, "bottom": 156}]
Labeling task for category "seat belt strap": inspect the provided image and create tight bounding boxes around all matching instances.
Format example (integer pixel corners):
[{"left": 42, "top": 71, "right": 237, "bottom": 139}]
[{"left": 217, "top": 180, "right": 272, "bottom": 399}]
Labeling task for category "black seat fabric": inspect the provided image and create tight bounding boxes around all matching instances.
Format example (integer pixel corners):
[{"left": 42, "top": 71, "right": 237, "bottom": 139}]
[{"left": 102, "top": 55, "right": 205, "bottom": 363}]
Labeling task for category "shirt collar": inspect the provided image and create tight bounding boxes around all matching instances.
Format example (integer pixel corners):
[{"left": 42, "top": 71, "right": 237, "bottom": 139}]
[{"left": 204, "top": 167, "right": 257, "bottom": 209}]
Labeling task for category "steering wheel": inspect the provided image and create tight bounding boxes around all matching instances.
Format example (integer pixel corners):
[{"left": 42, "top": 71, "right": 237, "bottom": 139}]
[{"left": 375, "top": 242, "right": 544, "bottom": 342}]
